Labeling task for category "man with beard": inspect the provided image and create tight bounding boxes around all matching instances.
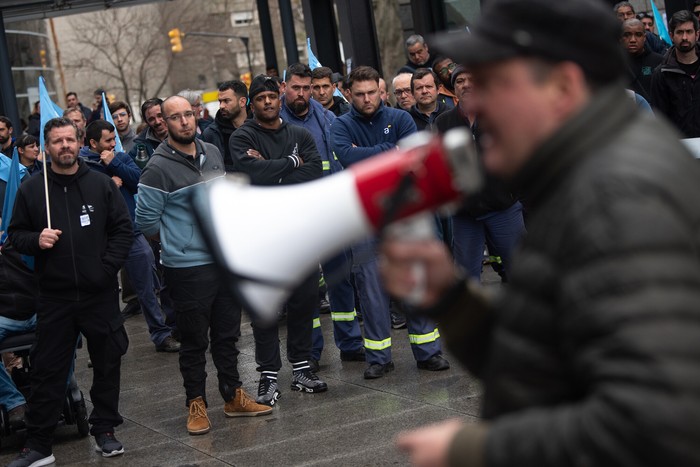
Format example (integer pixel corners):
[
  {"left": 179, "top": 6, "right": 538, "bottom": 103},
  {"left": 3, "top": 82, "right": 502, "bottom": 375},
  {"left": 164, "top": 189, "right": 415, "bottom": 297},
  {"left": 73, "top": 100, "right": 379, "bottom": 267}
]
[
  {"left": 651, "top": 10, "right": 700, "bottom": 137},
  {"left": 229, "top": 75, "right": 326, "bottom": 405},
  {"left": 0, "top": 116, "right": 13, "bottom": 158},
  {"left": 136, "top": 96, "right": 272, "bottom": 436},
  {"left": 108, "top": 101, "right": 137, "bottom": 153},
  {"left": 432, "top": 56, "right": 458, "bottom": 108},
  {"left": 80, "top": 120, "right": 179, "bottom": 353},
  {"left": 330, "top": 66, "right": 449, "bottom": 379},
  {"left": 63, "top": 107, "right": 88, "bottom": 145},
  {"left": 8, "top": 117, "right": 133, "bottom": 466},
  {"left": 279, "top": 63, "right": 365, "bottom": 375},
  {"left": 621, "top": 19, "right": 663, "bottom": 102},
  {"left": 128, "top": 98, "right": 168, "bottom": 160},
  {"left": 202, "top": 80, "right": 248, "bottom": 172}
]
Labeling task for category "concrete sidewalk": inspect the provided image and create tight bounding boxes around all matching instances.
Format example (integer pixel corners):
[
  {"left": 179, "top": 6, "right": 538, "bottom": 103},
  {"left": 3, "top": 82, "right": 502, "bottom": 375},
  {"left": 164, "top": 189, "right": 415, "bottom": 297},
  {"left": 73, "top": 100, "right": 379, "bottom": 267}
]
[{"left": 0, "top": 296, "right": 487, "bottom": 466}]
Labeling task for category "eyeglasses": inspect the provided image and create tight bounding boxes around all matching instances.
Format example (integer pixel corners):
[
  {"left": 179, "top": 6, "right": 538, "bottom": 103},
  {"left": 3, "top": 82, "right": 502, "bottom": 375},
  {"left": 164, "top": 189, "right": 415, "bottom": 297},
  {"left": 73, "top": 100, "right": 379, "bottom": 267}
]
[
  {"left": 393, "top": 88, "right": 411, "bottom": 96},
  {"left": 111, "top": 111, "right": 128, "bottom": 119},
  {"left": 438, "top": 62, "right": 457, "bottom": 76},
  {"left": 164, "top": 111, "right": 195, "bottom": 122}
]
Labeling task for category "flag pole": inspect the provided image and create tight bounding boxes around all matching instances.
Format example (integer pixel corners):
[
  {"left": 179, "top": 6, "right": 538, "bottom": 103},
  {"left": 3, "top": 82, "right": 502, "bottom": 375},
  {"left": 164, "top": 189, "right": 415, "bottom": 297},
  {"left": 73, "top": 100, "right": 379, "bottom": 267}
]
[{"left": 41, "top": 150, "right": 52, "bottom": 229}]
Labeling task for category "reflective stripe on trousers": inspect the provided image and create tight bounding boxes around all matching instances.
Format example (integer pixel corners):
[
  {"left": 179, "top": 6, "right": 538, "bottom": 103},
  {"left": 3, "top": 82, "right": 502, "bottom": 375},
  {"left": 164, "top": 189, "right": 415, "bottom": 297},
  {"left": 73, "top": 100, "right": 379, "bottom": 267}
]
[
  {"left": 364, "top": 337, "right": 391, "bottom": 351},
  {"left": 408, "top": 328, "right": 440, "bottom": 345}
]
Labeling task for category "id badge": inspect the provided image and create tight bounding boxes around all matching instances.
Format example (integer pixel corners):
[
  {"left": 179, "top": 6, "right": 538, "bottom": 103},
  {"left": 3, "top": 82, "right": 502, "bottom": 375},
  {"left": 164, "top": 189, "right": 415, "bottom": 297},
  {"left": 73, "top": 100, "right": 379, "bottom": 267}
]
[{"left": 80, "top": 214, "right": 91, "bottom": 227}]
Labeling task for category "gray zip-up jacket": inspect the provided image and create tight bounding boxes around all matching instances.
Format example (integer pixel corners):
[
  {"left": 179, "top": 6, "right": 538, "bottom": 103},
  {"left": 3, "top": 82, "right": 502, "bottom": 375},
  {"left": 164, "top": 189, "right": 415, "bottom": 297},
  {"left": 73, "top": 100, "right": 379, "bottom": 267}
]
[{"left": 135, "top": 139, "right": 225, "bottom": 268}]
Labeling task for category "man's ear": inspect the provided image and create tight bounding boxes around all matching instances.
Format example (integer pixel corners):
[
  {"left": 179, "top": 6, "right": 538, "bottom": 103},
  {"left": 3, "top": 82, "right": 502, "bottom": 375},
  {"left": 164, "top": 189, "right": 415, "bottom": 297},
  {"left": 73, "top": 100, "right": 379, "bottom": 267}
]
[{"left": 549, "top": 61, "right": 590, "bottom": 120}]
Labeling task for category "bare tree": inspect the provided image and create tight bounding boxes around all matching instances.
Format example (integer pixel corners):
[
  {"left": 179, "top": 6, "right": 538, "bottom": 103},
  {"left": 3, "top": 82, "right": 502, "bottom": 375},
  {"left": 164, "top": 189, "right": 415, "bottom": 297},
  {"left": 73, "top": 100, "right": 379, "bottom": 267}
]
[{"left": 62, "top": 1, "right": 210, "bottom": 105}]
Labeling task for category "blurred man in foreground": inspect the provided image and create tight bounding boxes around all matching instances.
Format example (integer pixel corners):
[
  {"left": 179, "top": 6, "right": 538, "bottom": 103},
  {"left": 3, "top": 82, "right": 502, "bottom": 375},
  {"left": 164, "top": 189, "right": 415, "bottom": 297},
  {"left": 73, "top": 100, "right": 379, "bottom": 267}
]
[{"left": 381, "top": 0, "right": 700, "bottom": 465}]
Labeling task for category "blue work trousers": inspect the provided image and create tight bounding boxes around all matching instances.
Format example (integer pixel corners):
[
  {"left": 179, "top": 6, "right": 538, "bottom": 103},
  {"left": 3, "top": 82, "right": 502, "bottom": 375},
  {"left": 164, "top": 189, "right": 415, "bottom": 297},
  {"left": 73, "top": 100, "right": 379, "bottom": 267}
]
[
  {"left": 312, "top": 249, "right": 363, "bottom": 360},
  {"left": 351, "top": 237, "right": 442, "bottom": 365}
]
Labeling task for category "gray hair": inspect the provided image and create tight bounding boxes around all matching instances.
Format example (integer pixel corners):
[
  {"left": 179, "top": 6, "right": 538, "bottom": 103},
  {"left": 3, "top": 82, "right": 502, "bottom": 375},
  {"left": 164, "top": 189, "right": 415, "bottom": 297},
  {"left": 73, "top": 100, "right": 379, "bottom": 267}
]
[
  {"left": 405, "top": 34, "right": 426, "bottom": 49},
  {"left": 622, "top": 18, "right": 644, "bottom": 29},
  {"left": 613, "top": 2, "right": 634, "bottom": 14},
  {"left": 176, "top": 89, "right": 202, "bottom": 105},
  {"left": 392, "top": 72, "right": 413, "bottom": 89}
]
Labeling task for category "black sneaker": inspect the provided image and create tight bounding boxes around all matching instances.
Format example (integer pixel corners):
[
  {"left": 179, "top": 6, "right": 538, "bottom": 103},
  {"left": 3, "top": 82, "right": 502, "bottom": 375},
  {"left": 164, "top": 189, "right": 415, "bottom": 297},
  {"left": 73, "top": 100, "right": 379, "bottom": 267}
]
[
  {"left": 390, "top": 310, "right": 407, "bottom": 329},
  {"left": 309, "top": 358, "right": 320, "bottom": 373},
  {"left": 291, "top": 368, "right": 328, "bottom": 393},
  {"left": 120, "top": 299, "right": 141, "bottom": 319},
  {"left": 363, "top": 362, "right": 395, "bottom": 379},
  {"left": 8, "top": 448, "right": 55, "bottom": 467},
  {"left": 416, "top": 354, "right": 450, "bottom": 371},
  {"left": 256, "top": 372, "right": 281, "bottom": 406},
  {"left": 319, "top": 297, "right": 331, "bottom": 314},
  {"left": 340, "top": 348, "right": 366, "bottom": 362},
  {"left": 94, "top": 432, "right": 124, "bottom": 457},
  {"left": 155, "top": 336, "right": 181, "bottom": 353}
]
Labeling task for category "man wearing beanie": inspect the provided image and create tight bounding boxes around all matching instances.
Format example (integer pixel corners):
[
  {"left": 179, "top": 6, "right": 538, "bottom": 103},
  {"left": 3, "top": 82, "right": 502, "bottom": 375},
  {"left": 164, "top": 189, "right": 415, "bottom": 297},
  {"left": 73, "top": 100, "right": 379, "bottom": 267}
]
[
  {"left": 229, "top": 75, "right": 327, "bottom": 406},
  {"left": 380, "top": 0, "right": 700, "bottom": 466}
]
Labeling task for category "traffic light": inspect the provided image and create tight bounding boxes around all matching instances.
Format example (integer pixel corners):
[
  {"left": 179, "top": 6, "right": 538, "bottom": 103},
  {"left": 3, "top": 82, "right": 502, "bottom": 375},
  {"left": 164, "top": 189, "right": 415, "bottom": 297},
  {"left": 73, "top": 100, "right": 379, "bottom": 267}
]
[{"left": 168, "top": 28, "right": 183, "bottom": 53}]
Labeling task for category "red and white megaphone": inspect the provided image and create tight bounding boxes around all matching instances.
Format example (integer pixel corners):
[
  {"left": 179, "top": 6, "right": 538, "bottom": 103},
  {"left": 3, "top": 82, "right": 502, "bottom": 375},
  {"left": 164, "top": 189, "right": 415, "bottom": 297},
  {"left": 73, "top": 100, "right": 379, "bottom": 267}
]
[{"left": 192, "top": 129, "right": 481, "bottom": 323}]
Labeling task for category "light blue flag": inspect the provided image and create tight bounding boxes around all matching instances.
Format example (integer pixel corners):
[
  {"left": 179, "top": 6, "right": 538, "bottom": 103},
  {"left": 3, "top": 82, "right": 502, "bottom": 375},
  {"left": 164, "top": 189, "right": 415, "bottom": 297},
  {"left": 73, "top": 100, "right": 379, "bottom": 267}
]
[
  {"left": 39, "top": 76, "right": 63, "bottom": 152},
  {"left": 306, "top": 37, "right": 347, "bottom": 101},
  {"left": 101, "top": 93, "right": 123, "bottom": 153},
  {"left": 651, "top": 1, "right": 672, "bottom": 46},
  {"left": 0, "top": 148, "right": 23, "bottom": 244}
]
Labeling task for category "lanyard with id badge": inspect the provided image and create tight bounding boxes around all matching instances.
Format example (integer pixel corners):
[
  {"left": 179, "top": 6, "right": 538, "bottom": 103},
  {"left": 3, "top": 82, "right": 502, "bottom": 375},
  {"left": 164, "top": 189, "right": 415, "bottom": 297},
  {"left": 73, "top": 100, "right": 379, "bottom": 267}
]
[{"left": 80, "top": 204, "right": 94, "bottom": 227}]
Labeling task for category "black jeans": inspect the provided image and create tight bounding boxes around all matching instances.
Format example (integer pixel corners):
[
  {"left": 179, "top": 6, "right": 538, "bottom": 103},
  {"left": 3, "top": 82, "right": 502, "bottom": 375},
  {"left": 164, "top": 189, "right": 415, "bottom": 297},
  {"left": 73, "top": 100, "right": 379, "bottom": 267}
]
[
  {"left": 26, "top": 291, "right": 128, "bottom": 455},
  {"left": 253, "top": 271, "right": 318, "bottom": 372},
  {"left": 164, "top": 264, "right": 242, "bottom": 405}
]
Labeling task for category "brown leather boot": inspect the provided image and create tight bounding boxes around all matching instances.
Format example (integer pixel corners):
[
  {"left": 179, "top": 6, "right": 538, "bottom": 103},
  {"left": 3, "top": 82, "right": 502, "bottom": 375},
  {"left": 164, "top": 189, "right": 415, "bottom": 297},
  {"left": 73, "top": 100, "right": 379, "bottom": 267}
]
[
  {"left": 187, "top": 396, "right": 211, "bottom": 435},
  {"left": 224, "top": 387, "right": 273, "bottom": 417}
]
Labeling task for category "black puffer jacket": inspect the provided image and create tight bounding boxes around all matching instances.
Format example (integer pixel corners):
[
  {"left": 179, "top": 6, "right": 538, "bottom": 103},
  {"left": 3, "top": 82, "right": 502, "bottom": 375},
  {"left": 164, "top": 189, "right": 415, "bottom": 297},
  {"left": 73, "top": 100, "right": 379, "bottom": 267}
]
[{"left": 441, "top": 86, "right": 700, "bottom": 467}]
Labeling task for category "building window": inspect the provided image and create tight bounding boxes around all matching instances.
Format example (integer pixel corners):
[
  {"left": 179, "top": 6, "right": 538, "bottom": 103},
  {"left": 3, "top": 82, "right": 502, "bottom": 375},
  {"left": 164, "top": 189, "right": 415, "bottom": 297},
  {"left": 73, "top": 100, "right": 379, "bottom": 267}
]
[{"left": 231, "top": 11, "right": 254, "bottom": 27}]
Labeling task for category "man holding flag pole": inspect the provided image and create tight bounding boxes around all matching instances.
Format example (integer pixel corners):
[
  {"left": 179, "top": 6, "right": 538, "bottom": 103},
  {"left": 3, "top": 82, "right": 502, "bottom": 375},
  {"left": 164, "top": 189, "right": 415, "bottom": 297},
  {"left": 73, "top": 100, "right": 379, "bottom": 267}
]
[{"left": 7, "top": 117, "right": 133, "bottom": 466}]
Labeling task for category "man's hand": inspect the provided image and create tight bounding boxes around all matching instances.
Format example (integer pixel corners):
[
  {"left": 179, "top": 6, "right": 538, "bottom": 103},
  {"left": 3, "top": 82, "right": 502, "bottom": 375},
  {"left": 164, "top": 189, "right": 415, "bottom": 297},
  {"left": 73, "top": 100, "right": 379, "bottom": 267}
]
[
  {"left": 379, "top": 239, "right": 460, "bottom": 308},
  {"left": 246, "top": 149, "right": 264, "bottom": 160},
  {"left": 100, "top": 149, "right": 115, "bottom": 166},
  {"left": 111, "top": 176, "right": 123, "bottom": 188},
  {"left": 39, "top": 228, "right": 62, "bottom": 250},
  {"left": 396, "top": 419, "right": 464, "bottom": 467}
]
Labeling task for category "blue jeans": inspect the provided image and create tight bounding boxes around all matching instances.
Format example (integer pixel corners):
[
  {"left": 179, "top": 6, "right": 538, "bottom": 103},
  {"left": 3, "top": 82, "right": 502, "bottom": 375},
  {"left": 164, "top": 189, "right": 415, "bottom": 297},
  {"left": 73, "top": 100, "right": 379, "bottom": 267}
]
[
  {"left": 123, "top": 234, "right": 174, "bottom": 345},
  {"left": 452, "top": 202, "right": 526, "bottom": 279},
  {"left": 0, "top": 315, "right": 37, "bottom": 411}
]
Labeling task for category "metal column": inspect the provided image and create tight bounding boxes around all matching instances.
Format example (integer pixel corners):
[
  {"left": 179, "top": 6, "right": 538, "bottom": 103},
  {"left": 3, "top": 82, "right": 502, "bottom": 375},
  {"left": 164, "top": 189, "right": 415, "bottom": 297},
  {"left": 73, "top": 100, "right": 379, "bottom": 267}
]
[
  {"left": 278, "top": 0, "right": 300, "bottom": 66},
  {"left": 256, "top": 0, "right": 278, "bottom": 72},
  {"left": 0, "top": 11, "right": 20, "bottom": 130},
  {"left": 335, "top": 0, "right": 383, "bottom": 75},
  {"left": 301, "top": 0, "right": 342, "bottom": 72}
]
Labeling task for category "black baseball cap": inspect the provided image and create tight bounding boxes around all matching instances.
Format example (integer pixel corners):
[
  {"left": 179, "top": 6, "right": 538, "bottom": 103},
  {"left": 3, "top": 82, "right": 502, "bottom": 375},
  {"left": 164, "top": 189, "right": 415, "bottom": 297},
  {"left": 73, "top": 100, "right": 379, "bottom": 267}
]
[
  {"left": 248, "top": 75, "right": 280, "bottom": 100},
  {"left": 431, "top": 0, "right": 626, "bottom": 84}
]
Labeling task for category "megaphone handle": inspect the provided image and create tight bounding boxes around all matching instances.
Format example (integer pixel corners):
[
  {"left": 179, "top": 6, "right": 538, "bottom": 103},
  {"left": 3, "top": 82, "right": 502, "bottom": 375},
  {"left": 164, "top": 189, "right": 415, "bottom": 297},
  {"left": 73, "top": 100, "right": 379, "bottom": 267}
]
[{"left": 384, "top": 213, "right": 435, "bottom": 307}]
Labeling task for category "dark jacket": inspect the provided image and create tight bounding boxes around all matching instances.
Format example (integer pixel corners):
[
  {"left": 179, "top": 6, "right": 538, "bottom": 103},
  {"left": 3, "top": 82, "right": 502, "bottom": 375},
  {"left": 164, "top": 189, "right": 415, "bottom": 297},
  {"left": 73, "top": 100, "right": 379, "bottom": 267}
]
[
  {"left": 202, "top": 110, "right": 240, "bottom": 171},
  {"left": 409, "top": 101, "right": 449, "bottom": 131},
  {"left": 27, "top": 113, "right": 41, "bottom": 138},
  {"left": 433, "top": 107, "right": 515, "bottom": 217},
  {"left": 229, "top": 119, "right": 322, "bottom": 185},
  {"left": 330, "top": 102, "right": 417, "bottom": 167},
  {"left": 119, "top": 127, "right": 137, "bottom": 153},
  {"left": 328, "top": 95, "right": 350, "bottom": 117},
  {"left": 8, "top": 159, "right": 133, "bottom": 301},
  {"left": 626, "top": 48, "right": 664, "bottom": 102},
  {"left": 650, "top": 44, "right": 700, "bottom": 137},
  {"left": 79, "top": 146, "right": 141, "bottom": 231},
  {"left": 439, "top": 87, "right": 700, "bottom": 467},
  {"left": 280, "top": 96, "right": 342, "bottom": 175}
]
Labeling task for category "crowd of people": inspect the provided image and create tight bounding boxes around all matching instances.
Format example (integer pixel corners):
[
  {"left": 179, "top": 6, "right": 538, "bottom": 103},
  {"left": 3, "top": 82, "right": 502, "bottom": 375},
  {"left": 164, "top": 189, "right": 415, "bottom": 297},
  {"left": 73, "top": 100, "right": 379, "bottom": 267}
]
[{"left": 0, "top": 0, "right": 699, "bottom": 465}]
